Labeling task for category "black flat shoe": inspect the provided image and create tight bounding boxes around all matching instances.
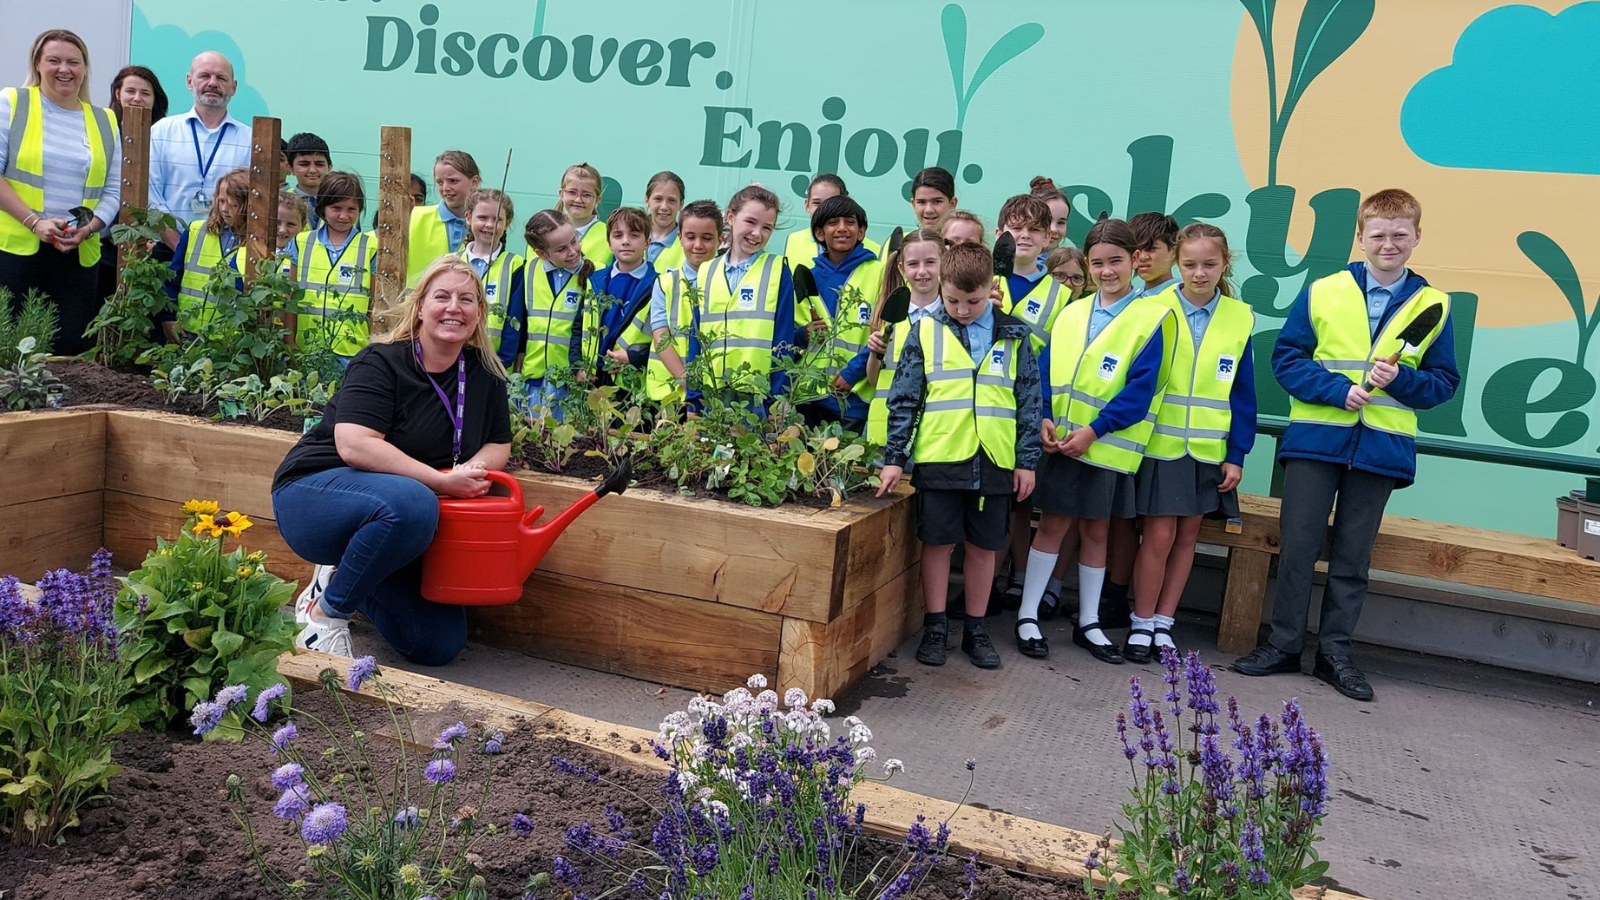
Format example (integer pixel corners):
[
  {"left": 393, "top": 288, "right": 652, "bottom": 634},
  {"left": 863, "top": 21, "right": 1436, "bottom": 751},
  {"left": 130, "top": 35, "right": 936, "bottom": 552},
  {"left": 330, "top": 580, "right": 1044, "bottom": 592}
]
[
  {"left": 962, "top": 626, "right": 1002, "bottom": 669},
  {"left": 1014, "top": 617, "right": 1049, "bottom": 659},
  {"left": 1122, "top": 626, "right": 1155, "bottom": 664},
  {"left": 1313, "top": 654, "right": 1374, "bottom": 701},
  {"left": 1151, "top": 625, "right": 1178, "bottom": 661},
  {"left": 1231, "top": 643, "right": 1302, "bottom": 676},
  {"left": 916, "top": 623, "right": 948, "bottom": 666},
  {"left": 1037, "top": 586, "right": 1062, "bottom": 621},
  {"left": 1072, "top": 623, "right": 1124, "bottom": 664}
]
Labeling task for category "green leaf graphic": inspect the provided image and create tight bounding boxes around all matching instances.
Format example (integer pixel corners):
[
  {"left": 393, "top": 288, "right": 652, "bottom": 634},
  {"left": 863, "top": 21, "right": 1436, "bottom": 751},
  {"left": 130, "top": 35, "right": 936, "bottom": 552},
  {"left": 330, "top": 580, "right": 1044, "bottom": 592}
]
[
  {"left": 1518, "top": 230, "right": 1598, "bottom": 364},
  {"left": 941, "top": 5, "right": 968, "bottom": 121},
  {"left": 1283, "top": 0, "right": 1374, "bottom": 118},
  {"left": 942, "top": 3, "right": 1043, "bottom": 129},
  {"left": 962, "top": 24, "right": 1045, "bottom": 116}
]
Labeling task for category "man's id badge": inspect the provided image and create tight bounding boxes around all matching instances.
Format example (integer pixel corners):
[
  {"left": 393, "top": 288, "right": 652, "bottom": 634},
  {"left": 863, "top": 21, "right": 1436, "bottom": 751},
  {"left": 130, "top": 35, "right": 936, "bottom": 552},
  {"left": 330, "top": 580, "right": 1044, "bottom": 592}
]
[
  {"left": 738, "top": 286, "right": 756, "bottom": 310},
  {"left": 190, "top": 190, "right": 212, "bottom": 215},
  {"left": 1215, "top": 354, "right": 1237, "bottom": 382},
  {"left": 563, "top": 289, "right": 579, "bottom": 310},
  {"left": 1097, "top": 352, "right": 1121, "bottom": 380}
]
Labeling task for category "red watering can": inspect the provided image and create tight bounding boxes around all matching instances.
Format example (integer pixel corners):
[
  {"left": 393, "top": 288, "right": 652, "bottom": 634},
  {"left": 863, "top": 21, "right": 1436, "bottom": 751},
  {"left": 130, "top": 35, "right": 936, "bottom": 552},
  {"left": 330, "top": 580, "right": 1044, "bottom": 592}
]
[{"left": 420, "top": 461, "right": 632, "bottom": 605}]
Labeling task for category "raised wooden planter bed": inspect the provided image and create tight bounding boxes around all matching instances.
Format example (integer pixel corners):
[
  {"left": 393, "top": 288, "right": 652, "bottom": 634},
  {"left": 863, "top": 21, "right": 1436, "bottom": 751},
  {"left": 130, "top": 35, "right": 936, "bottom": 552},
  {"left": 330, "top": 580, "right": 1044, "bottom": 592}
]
[{"left": 0, "top": 408, "right": 919, "bottom": 699}]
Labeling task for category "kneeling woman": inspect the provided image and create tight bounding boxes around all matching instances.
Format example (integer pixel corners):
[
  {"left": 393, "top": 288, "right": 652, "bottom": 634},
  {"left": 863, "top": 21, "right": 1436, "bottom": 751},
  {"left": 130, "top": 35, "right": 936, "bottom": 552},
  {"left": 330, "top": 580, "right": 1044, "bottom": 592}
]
[{"left": 271, "top": 256, "right": 513, "bottom": 665}]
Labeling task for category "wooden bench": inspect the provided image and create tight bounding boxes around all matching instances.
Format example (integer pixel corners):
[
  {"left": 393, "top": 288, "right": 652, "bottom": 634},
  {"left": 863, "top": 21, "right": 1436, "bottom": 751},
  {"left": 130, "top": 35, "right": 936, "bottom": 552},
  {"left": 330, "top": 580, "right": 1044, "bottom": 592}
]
[{"left": 1199, "top": 494, "right": 1600, "bottom": 654}]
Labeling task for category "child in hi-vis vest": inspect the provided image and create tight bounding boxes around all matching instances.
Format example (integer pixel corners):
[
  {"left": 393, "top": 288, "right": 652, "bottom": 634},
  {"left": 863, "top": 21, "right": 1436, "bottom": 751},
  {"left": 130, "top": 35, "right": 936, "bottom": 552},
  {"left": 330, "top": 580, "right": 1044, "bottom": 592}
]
[
  {"left": 1232, "top": 189, "right": 1458, "bottom": 702},
  {"left": 407, "top": 150, "right": 480, "bottom": 285},
  {"left": 456, "top": 188, "right": 525, "bottom": 368}
]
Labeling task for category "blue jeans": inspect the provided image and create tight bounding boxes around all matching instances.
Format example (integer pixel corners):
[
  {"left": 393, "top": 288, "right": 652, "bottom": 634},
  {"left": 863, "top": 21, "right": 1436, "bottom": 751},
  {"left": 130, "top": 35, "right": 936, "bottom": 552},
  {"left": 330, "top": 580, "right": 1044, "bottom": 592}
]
[
  {"left": 272, "top": 467, "right": 466, "bottom": 666},
  {"left": 524, "top": 378, "right": 567, "bottom": 421}
]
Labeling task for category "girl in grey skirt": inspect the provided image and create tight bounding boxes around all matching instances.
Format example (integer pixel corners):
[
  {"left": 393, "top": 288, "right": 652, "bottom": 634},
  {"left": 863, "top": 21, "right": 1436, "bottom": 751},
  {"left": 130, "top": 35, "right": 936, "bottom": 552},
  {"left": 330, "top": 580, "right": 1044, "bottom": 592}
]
[{"left": 1126, "top": 223, "right": 1258, "bottom": 663}]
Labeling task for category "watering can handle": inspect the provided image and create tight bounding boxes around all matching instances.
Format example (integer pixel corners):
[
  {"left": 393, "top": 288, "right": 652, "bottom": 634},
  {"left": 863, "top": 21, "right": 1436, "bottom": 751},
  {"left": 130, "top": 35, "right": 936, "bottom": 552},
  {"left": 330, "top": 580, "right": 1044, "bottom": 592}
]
[{"left": 435, "top": 468, "right": 524, "bottom": 506}]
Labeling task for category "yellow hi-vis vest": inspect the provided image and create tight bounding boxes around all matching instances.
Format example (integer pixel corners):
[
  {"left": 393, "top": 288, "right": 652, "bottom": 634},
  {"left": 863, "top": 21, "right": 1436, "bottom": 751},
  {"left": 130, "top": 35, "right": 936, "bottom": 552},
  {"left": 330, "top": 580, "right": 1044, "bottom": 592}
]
[
  {"left": 578, "top": 219, "right": 613, "bottom": 270},
  {"left": 1008, "top": 278, "right": 1072, "bottom": 353},
  {"left": 793, "top": 258, "right": 883, "bottom": 403},
  {"left": 646, "top": 265, "right": 697, "bottom": 402},
  {"left": 911, "top": 316, "right": 1022, "bottom": 470},
  {"left": 1289, "top": 271, "right": 1450, "bottom": 438},
  {"left": 521, "top": 262, "right": 599, "bottom": 380},
  {"left": 456, "top": 245, "right": 524, "bottom": 351},
  {"left": 1144, "top": 287, "right": 1254, "bottom": 463},
  {"left": 866, "top": 314, "right": 916, "bottom": 446},
  {"left": 407, "top": 206, "right": 466, "bottom": 286},
  {"left": 0, "top": 86, "right": 116, "bottom": 266},
  {"left": 176, "top": 221, "right": 237, "bottom": 332},
  {"left": 295, "top": 230, "right": 375, "bottom": 357},
  {"left": 695, "top": 252, "right": 784, "bottom": 394},
  {"left": 1048, "top": 293, "right": 1177, "bottom": 474},
  {"left": 651, "top": 236, "right": 685, "bottom": 275}
]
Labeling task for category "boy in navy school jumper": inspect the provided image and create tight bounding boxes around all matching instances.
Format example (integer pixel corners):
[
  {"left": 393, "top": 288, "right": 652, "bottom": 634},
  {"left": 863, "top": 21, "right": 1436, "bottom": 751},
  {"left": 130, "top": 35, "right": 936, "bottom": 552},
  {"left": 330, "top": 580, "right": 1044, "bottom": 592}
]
[
  {"left": 285, "top": 132, "right": 331, "bottom": 233},
  {"left": 801, "top": 195, "right": 878, "bottom": 430},
  {"left": 1233, "top": 188, "right": 1459, "bottom": 701},
  {"left": 593, "top": 206, "right": 659, "bottom": 372}
]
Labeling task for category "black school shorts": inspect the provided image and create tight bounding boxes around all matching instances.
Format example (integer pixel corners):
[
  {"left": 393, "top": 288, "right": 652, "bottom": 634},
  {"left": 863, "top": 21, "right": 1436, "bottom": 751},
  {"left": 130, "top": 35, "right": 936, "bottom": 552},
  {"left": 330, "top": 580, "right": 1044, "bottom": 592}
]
[{"left": 916, "top": 488, "right": 1012, "bottom": 551}]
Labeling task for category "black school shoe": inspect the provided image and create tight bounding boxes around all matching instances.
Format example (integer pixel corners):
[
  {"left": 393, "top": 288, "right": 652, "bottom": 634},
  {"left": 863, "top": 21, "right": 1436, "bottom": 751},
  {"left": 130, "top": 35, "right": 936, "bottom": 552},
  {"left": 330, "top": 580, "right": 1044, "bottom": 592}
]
[
  {"left": 1072, "top": 623, "right": 1125, "bottom": 665},
  {"left": 962, "top": 622, "right": 1002, "bottom": 668},
  {"left": 1231, "top": 643, "right": 1303, "bottom": 676},
  {"left": 1313, "top": 654, "right": 1375, "bottom": 701},
  {"left": 1014, "top": 617, "right": 1048, "bottom": 659},
  {"left": 916, "top": 622, "right": 948, "bottom": 666},
  {"left": 1122, "top": 626, "right": 1155, "bottom": 664}
]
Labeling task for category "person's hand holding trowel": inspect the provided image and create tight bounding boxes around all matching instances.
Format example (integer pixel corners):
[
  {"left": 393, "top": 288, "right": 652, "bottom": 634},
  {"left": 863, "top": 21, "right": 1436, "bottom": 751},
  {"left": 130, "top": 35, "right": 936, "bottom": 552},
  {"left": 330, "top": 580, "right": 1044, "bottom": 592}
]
[{"left": 49, "top": 206, "right": 98, "bottom": 253}]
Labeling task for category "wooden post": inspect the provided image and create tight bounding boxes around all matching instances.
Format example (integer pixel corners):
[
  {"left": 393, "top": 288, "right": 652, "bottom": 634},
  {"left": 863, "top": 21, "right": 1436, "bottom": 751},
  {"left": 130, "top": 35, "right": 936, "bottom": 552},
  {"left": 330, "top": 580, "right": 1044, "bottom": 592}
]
[
  {"left": 243, "top": 117, "right": 282, "bottom": 286},
  {"left": 372, "top": 125, "right": 412, "bottom": 334},
  {"left": 1217, "top": 547, "right": 1272, "bottom": 654},
  {"left": 115, "top": 105, "right": 151, "bottom": 292}
]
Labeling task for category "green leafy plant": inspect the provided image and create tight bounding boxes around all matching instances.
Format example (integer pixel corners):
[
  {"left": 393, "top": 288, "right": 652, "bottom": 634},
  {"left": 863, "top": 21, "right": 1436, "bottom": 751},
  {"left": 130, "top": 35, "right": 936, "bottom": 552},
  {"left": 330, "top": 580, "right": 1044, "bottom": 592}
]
[
  {"left": 1238, "top": 0, "right": 1375, "bottom": 186},
  {"left": 0, "top": 287, "right": 58, "bottom": 366},
  {"left": 149, "top": 355, "right": 223, "bottom": 408},
  {"left": 114, "top": 500, "right": 297, "bottom": 735},
  {"left": 0, "top": 337, "right": 64, "bottom": 410},
  {"left": 0, "top": 551, "right": 133, "bottom": 847},
  {"left": 87, "top": 206, "right": 175, "bottom": 368},
  {"left": 216, "top": 368, "right": 335, "bottom": 424}
]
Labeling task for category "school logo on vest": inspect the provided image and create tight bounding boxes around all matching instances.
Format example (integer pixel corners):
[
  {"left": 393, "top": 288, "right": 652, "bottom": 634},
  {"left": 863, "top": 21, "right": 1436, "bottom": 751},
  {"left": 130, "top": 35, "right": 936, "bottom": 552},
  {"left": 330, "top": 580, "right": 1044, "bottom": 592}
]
[
  {"left": 486, "top": 282, "right": 498, "bottom": 298},
  {"left": 563, "top": 289, "right": 579, "bottom": 310},
  {"left": 738, "top": 287, "right": 756, "bottom": 310},
  {"left": 1097, "top": 352, "right": 1121, "bottom": 380},
  {"left": 1216, "top": 354, "right": 1237, "bottom": 382},
  {"left": 988, "top": 346, "right": 1007, "bottom": 373},
  {"left": 856, "top": 303, "right": 872, "bottom": 325},
  {"left": 338, "top": 264, "right": 358, "bottom": 284},
  {"left": 1026, "top": 298, "right": 1042, "bottom": 317}
]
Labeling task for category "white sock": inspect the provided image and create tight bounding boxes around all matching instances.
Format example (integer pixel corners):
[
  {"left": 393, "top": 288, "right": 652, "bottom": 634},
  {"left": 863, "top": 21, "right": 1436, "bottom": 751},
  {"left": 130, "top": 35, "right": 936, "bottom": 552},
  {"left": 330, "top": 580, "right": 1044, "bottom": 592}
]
[
  {"left": 1127, "top": 614, "right": 1155, "bottom": 647},
  {"left": 1077, "top": 565, "right": 1112, "bottom": 645},
  {"left": 1016, "top": 549, "right": 1058, "bottom": 641},
  {"left": 1153, "top": 614, "right": 1177, "bottom": 650}
]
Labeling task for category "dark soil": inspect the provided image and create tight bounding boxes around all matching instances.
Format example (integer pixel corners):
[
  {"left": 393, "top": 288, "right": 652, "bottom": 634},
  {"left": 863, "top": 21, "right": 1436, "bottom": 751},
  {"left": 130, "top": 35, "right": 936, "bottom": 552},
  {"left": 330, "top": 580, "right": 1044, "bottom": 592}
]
[
  {"left": 48, "top": 359, "right": 306, "bottom": 432},
  {"left": 0, "top": 687, "right": 1086, "bottom": 900}
]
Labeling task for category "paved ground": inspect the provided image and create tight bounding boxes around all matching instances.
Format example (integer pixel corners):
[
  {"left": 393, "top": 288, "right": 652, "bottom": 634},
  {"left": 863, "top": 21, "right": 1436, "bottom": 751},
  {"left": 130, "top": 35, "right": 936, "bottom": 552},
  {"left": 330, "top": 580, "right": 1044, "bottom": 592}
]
[{"left": 364, "top": 606, "right": 1600, "bottom": 900}]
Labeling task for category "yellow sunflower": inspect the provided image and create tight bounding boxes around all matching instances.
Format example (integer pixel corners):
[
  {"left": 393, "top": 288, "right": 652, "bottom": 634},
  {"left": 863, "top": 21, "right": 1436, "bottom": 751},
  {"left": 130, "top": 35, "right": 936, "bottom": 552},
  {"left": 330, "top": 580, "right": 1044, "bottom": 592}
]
[
  {"left": 219, "top": 512, "right": 253, "bottom": 537},
  {"left": 192, "top": 514, "right": 221, "bottom": 537},
  {"left": 183, "top": 499, "right": 220, "bottom": 517}
]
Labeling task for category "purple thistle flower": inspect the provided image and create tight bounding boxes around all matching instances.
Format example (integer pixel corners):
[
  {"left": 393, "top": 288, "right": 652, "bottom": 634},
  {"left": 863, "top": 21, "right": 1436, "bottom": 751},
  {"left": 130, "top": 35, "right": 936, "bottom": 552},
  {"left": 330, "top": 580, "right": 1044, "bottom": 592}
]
[
  {"left": 437, "top": 721, "right": 468, "bottom": 745},
  {"left": 189, "top": 700, "right": 225, "bottom": 735},
  {"left": 215, "top": 684, "right": 249, "bottom": 710},
  {"left": 394, "top": 806, "right": 421, "bottom": 828},
  {"left": 346, "top": 655, "right": 377, "bottom": 692},
  {"left": 301, "top": 802, "right": 348, "bottom": 845},
  {"left": 271, "top": 721, "right": 298, "bottom": 754},
  {"left": 251, "top": 683, "right": 287, "bottom": 722},
  {"left": 424, "top": 758, "right": 456, "bottom": 785},
  {"left": 271, "top": 762, "right": 304, "bottom": 791},
  {"left": 510, "top": 813, "right": 535, "bottom": 837},
  {"left": 482, "top": 730, "right": 505, "bottom": 754},
  {"left": 273, "top": 784, "right": 311, "bottom": 820}
]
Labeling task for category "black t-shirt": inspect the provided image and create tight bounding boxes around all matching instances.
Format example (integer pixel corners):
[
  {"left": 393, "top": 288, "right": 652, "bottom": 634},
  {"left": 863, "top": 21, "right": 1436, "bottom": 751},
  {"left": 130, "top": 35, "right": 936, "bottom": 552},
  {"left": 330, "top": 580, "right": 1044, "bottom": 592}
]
[{"left": 272, "top": 342, "right": 513, "bottom": 491}]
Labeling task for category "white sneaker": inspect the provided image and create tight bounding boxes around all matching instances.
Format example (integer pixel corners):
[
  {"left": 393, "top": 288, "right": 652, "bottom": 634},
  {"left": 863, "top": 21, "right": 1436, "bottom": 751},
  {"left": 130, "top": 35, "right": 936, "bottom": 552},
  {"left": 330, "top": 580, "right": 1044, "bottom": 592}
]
[
  {"left": 294, "top": 564, "right": 335, "bottom": 624},
  {"left": 295, "top": 613, "right": 353, "bottom": 658}
]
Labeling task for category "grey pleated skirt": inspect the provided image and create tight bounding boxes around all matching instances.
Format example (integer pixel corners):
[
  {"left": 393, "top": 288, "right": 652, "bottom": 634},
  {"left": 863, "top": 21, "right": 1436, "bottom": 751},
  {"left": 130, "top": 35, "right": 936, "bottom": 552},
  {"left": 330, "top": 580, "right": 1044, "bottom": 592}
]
[
  {"left": 1135, "top": 456, "right": 1241, "bottom": 519},
  {"left": 1033, "top": 453, "right": 1138, "bottom": 520}
]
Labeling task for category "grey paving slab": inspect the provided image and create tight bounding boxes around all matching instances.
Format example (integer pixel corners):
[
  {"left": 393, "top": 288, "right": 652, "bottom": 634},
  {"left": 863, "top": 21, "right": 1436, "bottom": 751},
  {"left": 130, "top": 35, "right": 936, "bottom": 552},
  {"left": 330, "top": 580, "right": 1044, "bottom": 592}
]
[{"left": 360, "top": 608, "right": 1600, "bottom": 900}]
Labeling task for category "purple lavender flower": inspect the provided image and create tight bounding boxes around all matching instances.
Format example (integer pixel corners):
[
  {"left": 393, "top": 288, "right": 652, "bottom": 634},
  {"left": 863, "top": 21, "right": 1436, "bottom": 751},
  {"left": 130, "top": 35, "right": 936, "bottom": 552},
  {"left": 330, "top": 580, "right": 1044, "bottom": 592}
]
[
  {"left": 1128, "top": 676, "right": 1152, "bottom": 731},
  {"left": 273, "top": 784, "right": 311, "bottom": 820},
  {"left": 394, "top": 806, "right": 421, "bottom": 829},
  {"left": 251, "top": 683, "right": 288, "bottom": 722},
  {"left": 424, "top": 758, "right": 456, "bottom": 785},
  {"left": 1241, "top": 817, "right": 1266, "bottom": 863},
  {"left": 510, "top": 813, "right": 534, "bottom": 836},
  {"left": 1116, "top": 712, "right": 1137, "bottom": 761},
  {"left": 552, "top": 855, "right": 582, "bottom": 888},
  {"left": 271, "top": 762, "right": 304, "bottom": 791},
  {"left": 1248, "top": 866, "right": 1271, "bottom": 885},
  {"left": 215, "top": 684, "right": 249, "bottom": 710},
  {"left": 301, "top": 802, "right": 348, "bottom": 844},
  {"left": 346, "top": 655, "right": 377, "bottom": 692},
  {"left": 189, "top": 700, "right": 225, "bottom": 735},
  {"left": 271, "top": 721, "right": 299, "bottom": 754},
  {"left": 1173, "top": 866, "right": 1193, "bottom": 894},
  {"left": 437, "top": 721, "right": 468, "bottom": 745}
]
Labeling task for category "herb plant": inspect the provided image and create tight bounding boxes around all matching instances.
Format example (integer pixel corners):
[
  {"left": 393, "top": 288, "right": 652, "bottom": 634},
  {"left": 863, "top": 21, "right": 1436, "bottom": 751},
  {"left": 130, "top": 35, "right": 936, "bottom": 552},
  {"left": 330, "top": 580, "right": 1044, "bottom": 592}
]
[
  {"left": 0, "top": 336, "right": 65, "bottom": 410},
  {"left": 0, "top": 286, "right": 58, "bottom": 366}
]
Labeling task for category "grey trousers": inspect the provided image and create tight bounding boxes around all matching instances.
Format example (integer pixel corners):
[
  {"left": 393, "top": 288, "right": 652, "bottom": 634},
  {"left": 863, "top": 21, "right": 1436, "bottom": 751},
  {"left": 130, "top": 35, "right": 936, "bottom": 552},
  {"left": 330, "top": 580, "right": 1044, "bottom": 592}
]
[{"left": 1268, "top": 458, "right": 1396, "bottom": 657}]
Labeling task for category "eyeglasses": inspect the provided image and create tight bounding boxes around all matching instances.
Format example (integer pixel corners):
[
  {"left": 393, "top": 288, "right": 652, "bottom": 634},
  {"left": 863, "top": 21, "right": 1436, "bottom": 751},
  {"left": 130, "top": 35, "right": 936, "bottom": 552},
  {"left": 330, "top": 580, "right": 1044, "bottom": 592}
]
[
  {"left": 561, "top": 189, "right": 597, "bottom": 203},
  {"left": 1055, "top": 273, "right": 1086, "bottom": 286}
]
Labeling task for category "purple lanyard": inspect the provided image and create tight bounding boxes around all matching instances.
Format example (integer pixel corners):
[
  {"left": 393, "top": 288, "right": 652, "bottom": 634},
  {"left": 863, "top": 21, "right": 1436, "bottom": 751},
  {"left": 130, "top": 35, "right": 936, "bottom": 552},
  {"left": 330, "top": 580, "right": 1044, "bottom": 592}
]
[{"left": 415, "top": 341, "right": 466, "bottom": 465}]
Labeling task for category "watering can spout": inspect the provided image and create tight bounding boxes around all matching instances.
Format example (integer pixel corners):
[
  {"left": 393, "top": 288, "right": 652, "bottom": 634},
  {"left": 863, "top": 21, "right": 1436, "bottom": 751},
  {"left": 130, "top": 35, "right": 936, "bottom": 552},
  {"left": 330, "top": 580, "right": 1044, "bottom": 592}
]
[{"left": 515, "top": 458, "right": 633, "bottom": 578}]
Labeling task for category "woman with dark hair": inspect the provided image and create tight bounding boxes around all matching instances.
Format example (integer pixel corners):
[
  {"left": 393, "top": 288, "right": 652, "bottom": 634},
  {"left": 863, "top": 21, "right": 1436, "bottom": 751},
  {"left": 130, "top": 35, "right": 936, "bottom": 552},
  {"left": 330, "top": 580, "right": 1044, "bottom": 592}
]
[
  {"left": 98, "top": 65, "right": 169, "bottom": 304},
  {"left": 0, "top": 29, "right": 121, "bottom": 355},
  {"left": 108, "top": 65, "right": 168, "bottom": 125}
]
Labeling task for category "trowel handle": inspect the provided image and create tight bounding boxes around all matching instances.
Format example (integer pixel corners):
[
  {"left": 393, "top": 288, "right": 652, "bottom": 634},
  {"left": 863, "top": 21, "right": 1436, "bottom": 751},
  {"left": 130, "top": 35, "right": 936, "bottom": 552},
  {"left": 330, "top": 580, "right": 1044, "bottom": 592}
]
[{"left": 1361, "top": 350, "right": 1405, "bottom": 391}]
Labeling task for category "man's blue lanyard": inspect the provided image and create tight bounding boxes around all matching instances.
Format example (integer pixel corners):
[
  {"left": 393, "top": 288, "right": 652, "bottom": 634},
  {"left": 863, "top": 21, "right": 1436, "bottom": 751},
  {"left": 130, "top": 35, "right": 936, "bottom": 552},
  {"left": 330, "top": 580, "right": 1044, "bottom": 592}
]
[{"left": 189, "top": 119, "right": 233, "bottom": 180}]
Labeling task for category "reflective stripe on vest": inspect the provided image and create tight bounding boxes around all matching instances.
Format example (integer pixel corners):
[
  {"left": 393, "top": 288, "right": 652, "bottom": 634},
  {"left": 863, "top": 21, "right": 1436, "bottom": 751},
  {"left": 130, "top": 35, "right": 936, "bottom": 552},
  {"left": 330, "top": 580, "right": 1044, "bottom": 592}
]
[
  {"left": 1288, "top": 272, "right": 1450, "bottom": 438},
  {"left": 456, "top": 246, "right": 522, "bottom": 338},
  {"left": 1009, "top": 279, "right": 1069, "bottom": 352},
  {"left": 521, "top": 262, "right": 599, "bottom": 380},
  {"left": 1145, "top": 288, "right": 1254, "bottom": 463},
  {"left": 645, "top": 266, "right": 696, "bottom": 402},
  {"left": 911, "top": 316, "right": 1020, "bottom": 469},
  {"left": 295, "top": 231, "right": 373, "bottom": 356},
  {"left": 865, "top": 316, "right": 914, "bottom": 446},
  {"left": 1048, "top": 294, "right": 1176, "bottom": 474},
  {"left": 695, "top": 253, "right": 781, "bottom": 393},
  {"left": 0, "top": 86, "right": 116, "bottom": 266}
]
